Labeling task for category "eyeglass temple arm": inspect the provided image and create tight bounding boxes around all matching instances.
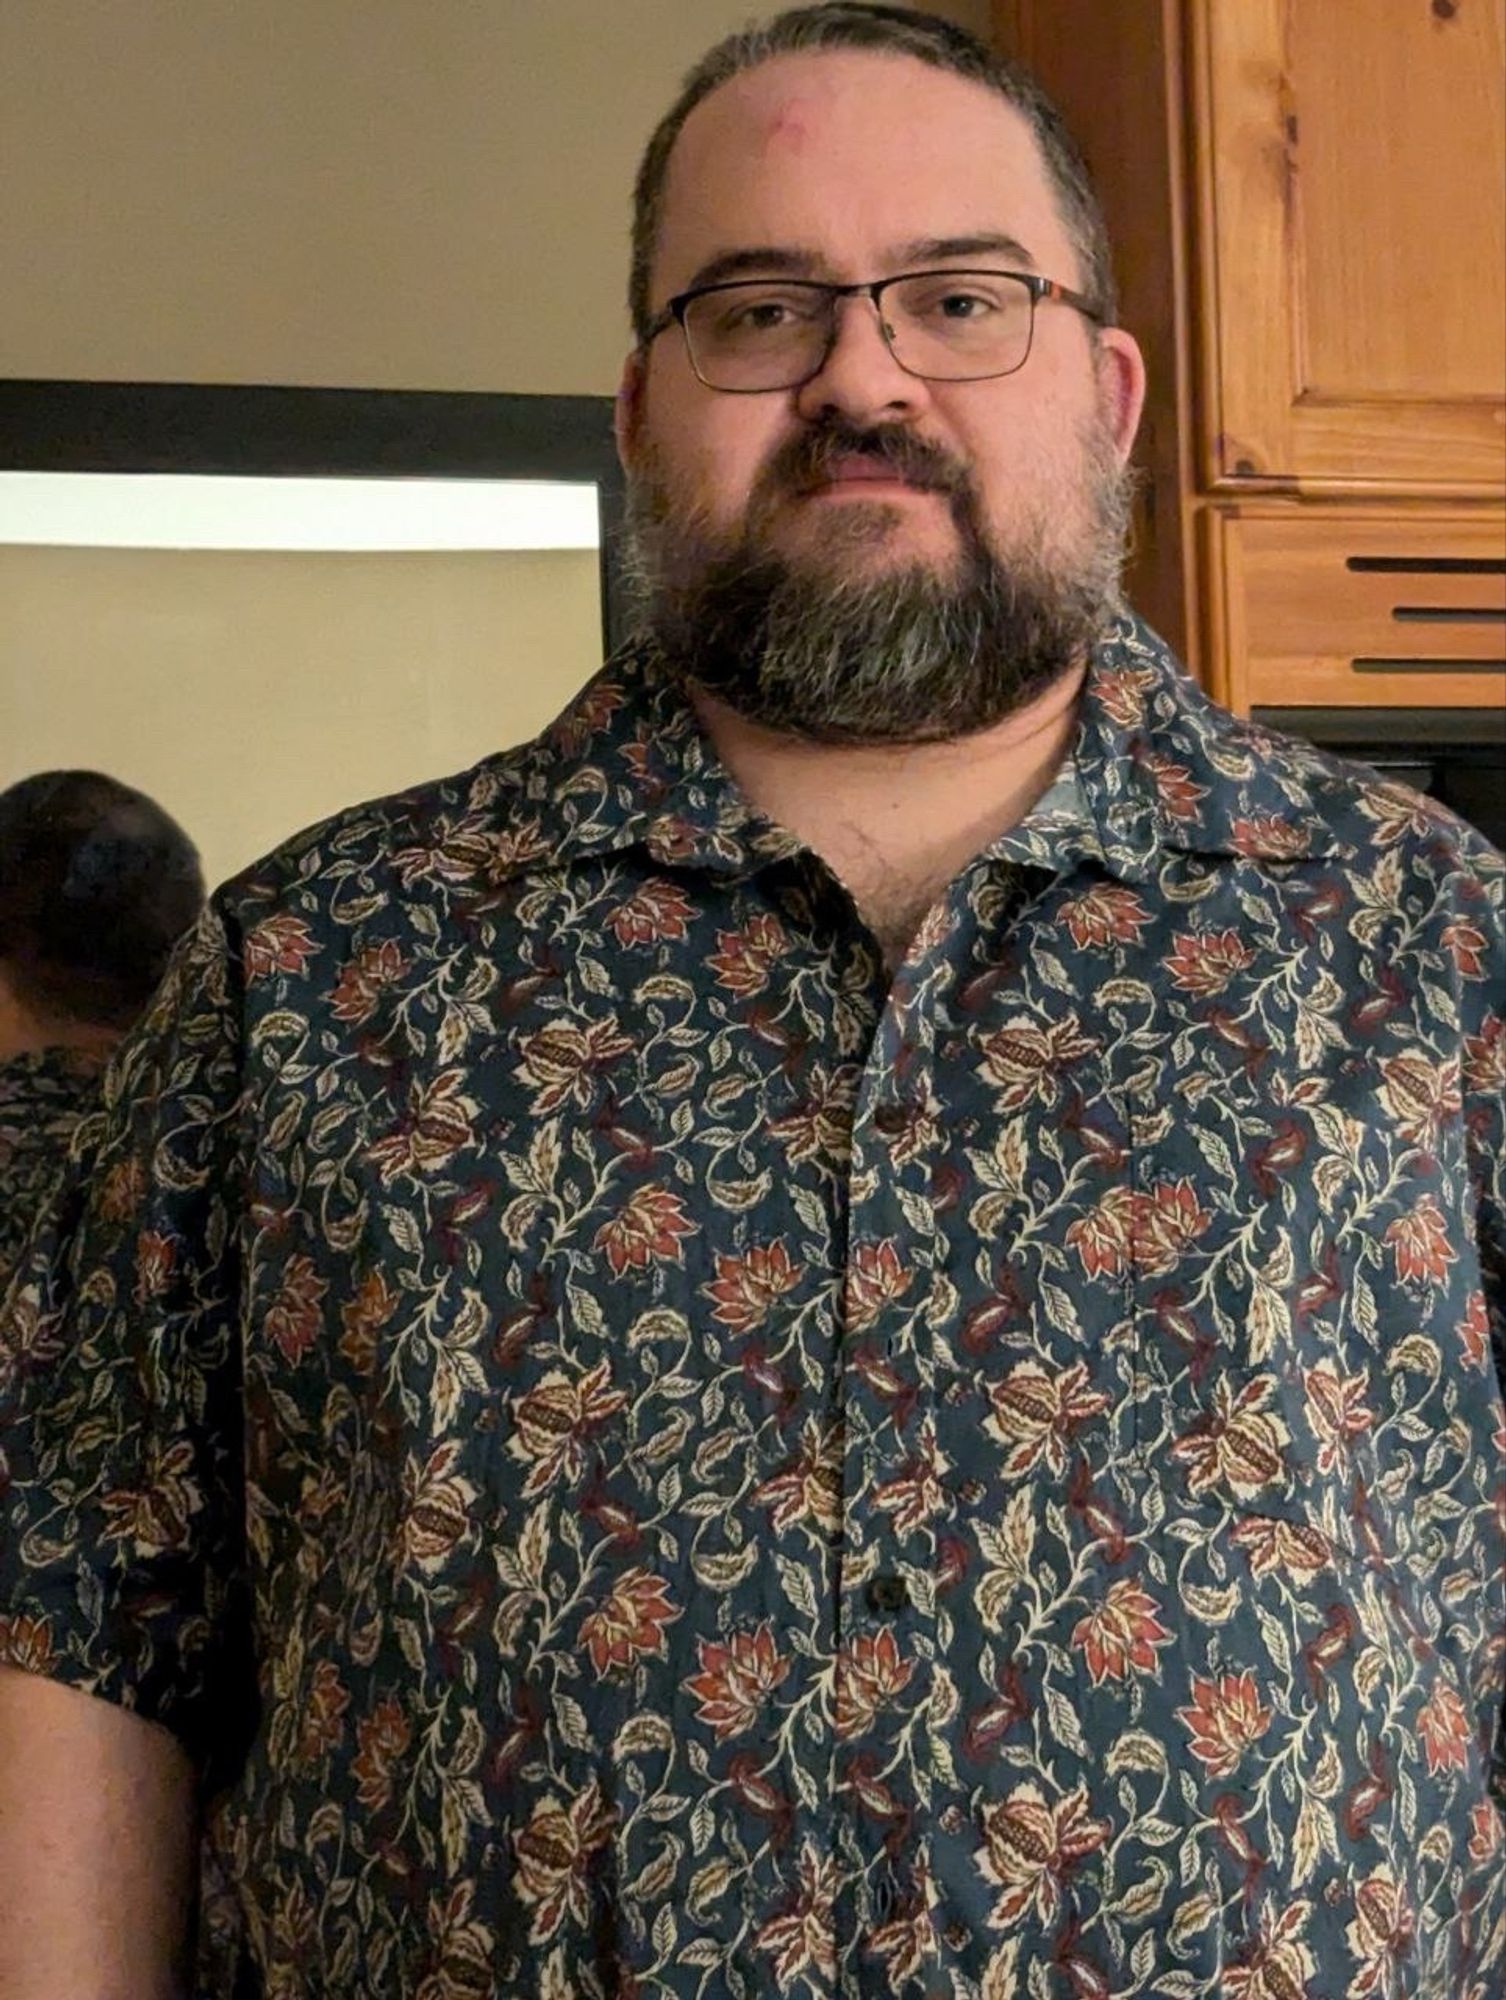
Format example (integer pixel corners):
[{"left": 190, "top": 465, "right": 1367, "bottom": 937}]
[{"left": 1032, "top": 276, "right": 1105, "bottom": 324}]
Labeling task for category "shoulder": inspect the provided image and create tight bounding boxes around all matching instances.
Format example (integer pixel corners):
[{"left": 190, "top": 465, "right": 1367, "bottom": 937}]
[
  {"left": 1190, "top": 704, "right": 1504, "bottom": 1089},
  {"left": 0, "top": 1053, "right": 102, "bottom": 1147},
  {"left": 1230, "top": 706, "right": 1501, "bottom": 903},
  {"left": 208, "top": 655, "right": 662, "bottom": 946},
  {"left": 1130, "top": 630, "right": 1504, "bottom": 906},
  {"left": 1087, "top": 621, "right": 1503, "bottom": 930},
  {"left": 218, "top": 741, "right": 552, "bottom": 929}
]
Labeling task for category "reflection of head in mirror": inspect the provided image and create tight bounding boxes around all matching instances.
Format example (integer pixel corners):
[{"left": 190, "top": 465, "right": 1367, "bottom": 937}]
[
  {"left": 0, "top": 769, "right": 204, "bottom": 1057},
  {"left": 0, "top": 770, "right": 204, "bottom": 1284}
]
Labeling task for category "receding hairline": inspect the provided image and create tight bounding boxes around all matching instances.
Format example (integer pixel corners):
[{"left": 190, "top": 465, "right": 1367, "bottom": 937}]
[
  {"left": 629, "top": 11, "right": 1119, "bottom": 344},
  {"left": 648, "top": 49, "right": 1080, "bottom": 304}
]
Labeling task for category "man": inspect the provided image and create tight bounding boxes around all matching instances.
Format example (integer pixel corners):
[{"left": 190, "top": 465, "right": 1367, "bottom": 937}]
[
  {"left": 1, "top": 5, "right": 1501, "bottom": 1994},
  {"left": 0, "top": 770, "right": 204, "bottom": 1293}
]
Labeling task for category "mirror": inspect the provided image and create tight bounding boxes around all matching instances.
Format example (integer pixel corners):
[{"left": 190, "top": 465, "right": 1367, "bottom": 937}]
[{"left": 0, "top": 381, "right": 624, "bottom": 886}]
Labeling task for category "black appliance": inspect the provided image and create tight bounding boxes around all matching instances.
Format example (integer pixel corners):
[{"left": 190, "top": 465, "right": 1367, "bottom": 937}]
[{"left": 1254, "top": 706, "right": 1506, "bottom": 853}]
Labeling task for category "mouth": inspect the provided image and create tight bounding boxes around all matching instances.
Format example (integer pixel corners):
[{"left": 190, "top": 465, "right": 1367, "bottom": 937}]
[{"left": 798, "top": 456, "right": 940, "bottom": 499}]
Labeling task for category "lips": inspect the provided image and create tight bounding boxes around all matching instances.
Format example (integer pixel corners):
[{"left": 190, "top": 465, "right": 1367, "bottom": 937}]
[
  {"left": 802, "top": 454, "right": 933, "bottom": 494},
  {"left": 826, "top": 455, "right": 911, "bottom": 481}
]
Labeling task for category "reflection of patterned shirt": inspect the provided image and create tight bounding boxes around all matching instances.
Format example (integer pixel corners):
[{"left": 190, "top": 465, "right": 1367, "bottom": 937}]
[
  {"left": 0, "top": 1047, "right": 105, "bottom": 1296},
  {"left": 1, "top": 615, "right": 1502, "bottom": 1999}
]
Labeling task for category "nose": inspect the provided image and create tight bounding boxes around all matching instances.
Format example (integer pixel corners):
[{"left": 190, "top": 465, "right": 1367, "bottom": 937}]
[{"left": 792, "top": 292, "right": 931, "bottom": 428}]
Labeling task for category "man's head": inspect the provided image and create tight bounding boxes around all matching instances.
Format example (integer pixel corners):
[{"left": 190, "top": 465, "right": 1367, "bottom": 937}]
[
  {"left": 0, "top": 770, "right": 205, "bottom": 1054},
  {"left": 616, "top": 1, "right": 1145, "bottom": 744}
]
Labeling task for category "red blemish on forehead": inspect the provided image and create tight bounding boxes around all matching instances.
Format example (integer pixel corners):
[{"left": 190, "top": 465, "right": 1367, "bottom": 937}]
[{"left": 760, "top": 96, "right": 814, "bottom": 151}]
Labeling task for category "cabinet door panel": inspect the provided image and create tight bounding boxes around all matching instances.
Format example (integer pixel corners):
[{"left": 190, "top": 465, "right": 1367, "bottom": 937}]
[
  {"left": 1198, "top": 0, "right": 1506, "bottom": 490},
  {"left": 1207, "top": 508, "right": 1506, "bottom": 709}
]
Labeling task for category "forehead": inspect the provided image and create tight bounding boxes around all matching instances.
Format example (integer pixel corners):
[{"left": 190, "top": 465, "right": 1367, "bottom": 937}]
[{"left": 654, "top": 49, "right": 1078, "bottom": 295}]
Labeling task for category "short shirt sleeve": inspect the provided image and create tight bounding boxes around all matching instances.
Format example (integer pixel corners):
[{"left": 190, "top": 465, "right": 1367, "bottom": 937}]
[
  {"left": 1460, "top": 853, "right": 1506, "bottom": 1812},
  {"left": 0, "top": 902, "right": 255, "bottom": 1780}
]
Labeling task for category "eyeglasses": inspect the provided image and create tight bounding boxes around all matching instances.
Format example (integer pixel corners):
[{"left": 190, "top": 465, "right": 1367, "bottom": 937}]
[{"left": 641, "top": 268, "right": 1104, "bottom": 394}]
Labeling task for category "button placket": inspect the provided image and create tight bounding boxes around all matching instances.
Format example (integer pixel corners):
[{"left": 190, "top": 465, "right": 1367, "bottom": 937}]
[{"left": 836, "top": 961, "right": 945, "bottom": 1969}]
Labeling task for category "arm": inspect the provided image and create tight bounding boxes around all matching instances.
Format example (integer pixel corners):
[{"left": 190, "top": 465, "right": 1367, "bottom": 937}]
[
  {"left": 1459, "top": 853, "right": 1506, "bottom": 1814},
  {"left": 0, "top": 1666, "right": 196, "bottom": 1999},
  {"left": 0, "top": 907, "right": 252, "bottom": 1993}
]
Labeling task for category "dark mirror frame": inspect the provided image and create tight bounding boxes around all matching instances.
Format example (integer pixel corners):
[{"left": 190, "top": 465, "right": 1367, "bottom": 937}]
[{"left": 0, "top": 378, "right": 629, "bottom": 652}]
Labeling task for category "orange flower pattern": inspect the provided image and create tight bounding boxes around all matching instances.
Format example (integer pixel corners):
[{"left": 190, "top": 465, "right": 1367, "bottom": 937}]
[
  {"left": 1071, "top": 1575, "right": 1173, "bottom": 1686},
  {"left": 684, "top": 1622, "right": 790, "bottom": 1741},
  {"left": 1385, "top": 1194, "right": 1459, "bottom": 1286},
  {"left": 0, "top": 619, "right": 1501, "bottom": 1994},
  {"left": 579, "top": 1566, "right": 678, "bottom": 1677},
  {"left": 1177, "top": 1670, "right": 1275, "bottom": 1777},
  {"left": 1416, "top": 1681, "right": 1474, "bottom": 1777},
  {"left": 704, "top": 1238, "right": 805, "bottom": 1332},
  {"left": 592, "top": 1181, "right": 696, "bottom": 1276},
  {"left": 835, "top": 1628, "right": 915, "bottom": 1739}
]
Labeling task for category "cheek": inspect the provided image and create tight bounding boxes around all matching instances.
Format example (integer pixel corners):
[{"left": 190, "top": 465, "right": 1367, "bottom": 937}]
[
  {"left": 965, "top": 404, "right": 1103, "bottom": 547},
  {"left": 698, "top": 416, "right": 790, "bottom": 522},
  {"left": 970, "top": 425, "right": 1062, "bottom": 519},
  {"left": 642, "top": 388, "right": 792, "bottom": 524}
]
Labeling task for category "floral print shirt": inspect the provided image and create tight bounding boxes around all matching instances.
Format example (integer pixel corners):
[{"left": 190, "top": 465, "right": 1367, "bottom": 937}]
[
  {"left": 0, "top": 1046, "right": 105, "bottom": 1296},
  {"left": 1, "top": 615, "right": 1503, "bottom": 2000}
]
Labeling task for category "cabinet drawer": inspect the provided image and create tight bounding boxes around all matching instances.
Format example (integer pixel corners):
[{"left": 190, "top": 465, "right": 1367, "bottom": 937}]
[{"left": 1206, "top": 510, "right": 1506, "bottom": 711}]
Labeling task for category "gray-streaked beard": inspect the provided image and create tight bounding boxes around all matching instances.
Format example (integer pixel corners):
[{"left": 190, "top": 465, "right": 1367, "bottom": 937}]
[{"left": 621, "top": 416, "right": 1133, "bottom": 745}]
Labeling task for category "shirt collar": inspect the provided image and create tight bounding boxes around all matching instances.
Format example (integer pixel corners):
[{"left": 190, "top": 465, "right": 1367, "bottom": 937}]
[
  {"left": 520, "top": 615, "right": 1349, "bottom": 885},
  {"left": 1065, "top": 613, "right": 1351, "bottom": 882},
  {"left": 520, "top": 646, "right": 800, "bottom": 879}
]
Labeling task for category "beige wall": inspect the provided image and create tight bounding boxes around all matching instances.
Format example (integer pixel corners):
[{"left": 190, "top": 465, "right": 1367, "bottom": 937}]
[
  {"left": 0, "top": 0, "right": 992, "bottom": 397},
  {"left": 0, "top": 1, "right": 994, "bottom": 891},
  {"left": 0, "top": 546, "right": 603, "bottom": 886}
]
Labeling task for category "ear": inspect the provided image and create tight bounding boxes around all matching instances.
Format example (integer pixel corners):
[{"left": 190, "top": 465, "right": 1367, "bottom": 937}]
[
  {"left": 614, "top": 349, "right": 647, "bottom": 474},
  {"left": 1094, "top": 326, "right": 1147, "bottom": 463}
]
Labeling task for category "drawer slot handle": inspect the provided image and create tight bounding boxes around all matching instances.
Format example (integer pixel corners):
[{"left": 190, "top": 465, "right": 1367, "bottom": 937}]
[
  {"left": 1346, "top": 555, "right": 1506, "bottom": 575},
  {"left": 1350, "top": 657, "right": 1506, "bottom": 673},
  {"left": 1390, "top": 606, "right": 1506, "bottom": 624}
]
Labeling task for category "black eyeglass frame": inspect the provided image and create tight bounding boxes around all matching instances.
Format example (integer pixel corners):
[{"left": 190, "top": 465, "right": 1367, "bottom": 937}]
[{"left": 641, "top": 268, "right": 1106, "bottom": 393}]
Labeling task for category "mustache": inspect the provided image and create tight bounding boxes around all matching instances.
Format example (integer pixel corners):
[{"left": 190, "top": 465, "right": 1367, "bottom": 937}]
[{"left": 754, "top": 419, "right": 970, "bottom": 503}]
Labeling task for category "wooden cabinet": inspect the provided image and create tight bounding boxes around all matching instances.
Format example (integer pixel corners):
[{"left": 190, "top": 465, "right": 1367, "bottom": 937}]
[
  {"left": 1206, "top": 507, "right": 1506, "bottom": 709},
  {"left": 1197, "top": 0, "right": 1505, "bottom": 492},
  {"left": 993, "top": 0, "right": 1506, "bottom": 714}
]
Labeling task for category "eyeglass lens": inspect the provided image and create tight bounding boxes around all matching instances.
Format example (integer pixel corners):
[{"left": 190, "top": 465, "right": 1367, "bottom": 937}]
[{"left": 683, "top": 272, "right": 1036, "bottom": 389}]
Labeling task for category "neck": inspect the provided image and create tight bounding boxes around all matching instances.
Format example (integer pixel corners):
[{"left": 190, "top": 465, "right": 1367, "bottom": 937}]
[
  {"left": 0, "top": 985, "right": 120, "bottom": 1066},
  {"left": 689, "top": 662, "right": 1085, "bottom": 964}
]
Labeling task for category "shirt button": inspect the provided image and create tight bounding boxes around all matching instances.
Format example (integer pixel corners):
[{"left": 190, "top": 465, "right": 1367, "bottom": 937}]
[
  {"left": 866, "top": 1573, "right": 909, "bottom": 1616},
  {"left": 872, "top": 1103, "right": 911, "bottom": 1136}
]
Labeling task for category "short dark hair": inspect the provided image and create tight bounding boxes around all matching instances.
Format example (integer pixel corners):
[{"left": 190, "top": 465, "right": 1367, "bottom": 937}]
[
  {"left": 0, "top": 770, "right": 205, "bottom": 1033},
  {"left": 629, "top": 1, "right": 1118, "bottom": 345}
]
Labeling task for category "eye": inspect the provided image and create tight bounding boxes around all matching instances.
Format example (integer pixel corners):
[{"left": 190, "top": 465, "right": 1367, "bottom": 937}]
[
  {"left": 896, "top": 274, "right": 1022, "bottom": 325},
  {"left": 702, "top": 288, "right": 828, "bottom": 338},
  {"left": 727, "top": 299, "right": 800, "bottom": 331},
  {"left": 923, "top": 286, "right": 1001, "bottom": 321}
]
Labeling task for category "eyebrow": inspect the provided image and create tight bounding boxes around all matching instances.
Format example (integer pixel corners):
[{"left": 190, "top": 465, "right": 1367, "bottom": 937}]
[
  {"left": 894, "top": 233, "right": 1040, "bottom": 270},
  {"left": 679, "top": 232, "right": 1041, "bottom": 294}
]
